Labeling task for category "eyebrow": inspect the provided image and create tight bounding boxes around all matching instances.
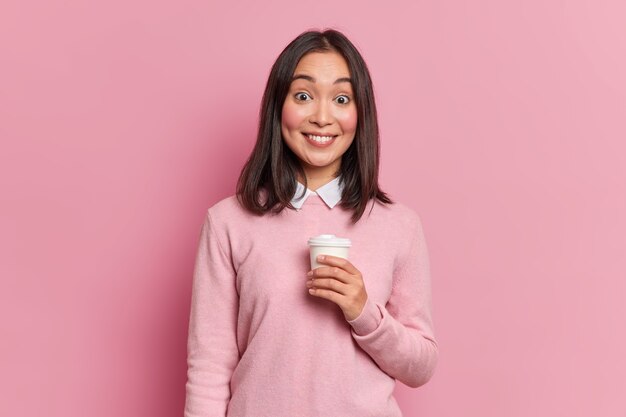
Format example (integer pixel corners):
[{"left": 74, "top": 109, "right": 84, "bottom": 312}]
[{"left": 291, "top": 74, "right": 352, "bottom": 85}]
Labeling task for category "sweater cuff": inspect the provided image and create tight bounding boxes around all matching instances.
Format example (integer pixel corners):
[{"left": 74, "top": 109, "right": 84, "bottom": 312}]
[{"left": 346, "top": 296, "right": 383, "bottom": 336}]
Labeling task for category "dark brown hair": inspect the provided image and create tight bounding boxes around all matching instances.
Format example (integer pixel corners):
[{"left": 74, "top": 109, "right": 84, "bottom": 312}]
[{"left": 236, "top": 28, "right": 393, "bottom": 224}]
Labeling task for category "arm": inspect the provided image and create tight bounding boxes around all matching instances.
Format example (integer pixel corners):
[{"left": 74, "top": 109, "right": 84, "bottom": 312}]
[
  {"left": 346, "top": 213, "right": 439, "bottom": 388},
  {"left": 184, "top": 210, "right": 239, "bottom": 417}
]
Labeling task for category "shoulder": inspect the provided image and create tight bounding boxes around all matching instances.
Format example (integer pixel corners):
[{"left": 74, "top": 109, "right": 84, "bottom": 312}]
[
  {"left": 372, "top": 198, "right": 424, "bottom": 233},
  {"left": 196, "top": 195, "right": 247, "bottom": 254},
  {"left": 380, "top": 200, "right": 430, "bottom": 270},
  {"left": 204, "top": 194, "right": 246, "bottom": 227},
  {"left": 207, "top": 193, "right": 240, "bottom": 215}
]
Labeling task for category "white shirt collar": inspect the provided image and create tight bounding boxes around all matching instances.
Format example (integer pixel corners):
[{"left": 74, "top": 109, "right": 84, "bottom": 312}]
[{"left": 291, "top": 175, "right": 344, "bottom": 210}]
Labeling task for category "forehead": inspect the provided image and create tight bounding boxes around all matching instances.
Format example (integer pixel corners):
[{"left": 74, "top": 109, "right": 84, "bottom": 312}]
[{"left": 293, "top": 51, "right": 351, "bottom": 78}]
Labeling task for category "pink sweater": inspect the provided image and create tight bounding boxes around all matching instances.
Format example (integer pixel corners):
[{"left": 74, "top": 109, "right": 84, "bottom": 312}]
[{"left": 184, "top": 192, "right": 438, "bottom": 417}]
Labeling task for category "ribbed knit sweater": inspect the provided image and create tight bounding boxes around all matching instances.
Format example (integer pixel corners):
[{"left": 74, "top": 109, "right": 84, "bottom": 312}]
[{"left": 184, "top": 191, "right": 438, "bottom": 417}]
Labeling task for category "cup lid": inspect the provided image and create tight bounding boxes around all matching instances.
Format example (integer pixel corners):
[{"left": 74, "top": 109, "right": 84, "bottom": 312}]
[{"left": 307, "top": 234, "right": 351, "bottom": 247}]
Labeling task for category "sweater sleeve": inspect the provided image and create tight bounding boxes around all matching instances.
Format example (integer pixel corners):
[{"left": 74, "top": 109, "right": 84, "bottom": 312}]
[
  {"left": 346, "top": 213, "right": 439, "bottom": 388},
  {"left": 184, "top": 210, "right": 240, "bottom": 417}
]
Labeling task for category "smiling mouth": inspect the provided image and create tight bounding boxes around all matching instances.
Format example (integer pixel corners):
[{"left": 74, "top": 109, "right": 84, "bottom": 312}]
[{"left": 303, "top": 133, "right": 338, "bottom": 143}]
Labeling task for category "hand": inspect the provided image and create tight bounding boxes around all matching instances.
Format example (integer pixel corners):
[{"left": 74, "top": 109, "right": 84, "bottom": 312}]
[{"left": 306, "top": 254, "right": 368, "bottom": 321}]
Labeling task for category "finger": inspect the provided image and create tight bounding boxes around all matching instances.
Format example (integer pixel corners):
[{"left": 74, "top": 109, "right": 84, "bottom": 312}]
[
  {"left": 308, "top": 277, "right": 349, "bottom": 295},
  {"left": 317, "top": 255, "right": 360, "bottom": 275},
  {"left": 310, "top": 266, "right": 351, "bottom": 284},
  {"left": 308, "top": 286, "right": 344, "bottom": 304}
]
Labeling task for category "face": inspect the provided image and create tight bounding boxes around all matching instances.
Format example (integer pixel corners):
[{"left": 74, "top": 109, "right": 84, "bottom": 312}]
[{"left": 281, "top": 51, "right": 358, "bottom": 183}]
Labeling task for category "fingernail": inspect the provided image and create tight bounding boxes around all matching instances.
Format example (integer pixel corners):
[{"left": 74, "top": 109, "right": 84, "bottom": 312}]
[
  {"left": 317, "top": 255, "right": 325, "bottom": 261},
  {"left": 307, "top": 270, "right": 313, "bottom": 276}
]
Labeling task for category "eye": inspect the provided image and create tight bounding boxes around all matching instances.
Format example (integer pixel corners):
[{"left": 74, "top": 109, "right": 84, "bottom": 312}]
[
  {"left": 295, "top": 92, "right": 311, "bottom": 101},
  {"left": 335, "top": 95, "right": 351, "bottom": 105}
]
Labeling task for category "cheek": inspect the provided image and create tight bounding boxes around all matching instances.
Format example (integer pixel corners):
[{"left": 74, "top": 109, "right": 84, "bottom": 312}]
[
  {"left": 281, "top": 102, "right": 306, "bottom": 131},
  {"left": 337, "top": 108, "right": 358, "bottom": 133}
]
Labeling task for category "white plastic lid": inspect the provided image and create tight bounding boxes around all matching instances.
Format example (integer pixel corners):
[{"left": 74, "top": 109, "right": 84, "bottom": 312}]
[{"left": 307, "top": 234, "right": 352, "bottom": 247}]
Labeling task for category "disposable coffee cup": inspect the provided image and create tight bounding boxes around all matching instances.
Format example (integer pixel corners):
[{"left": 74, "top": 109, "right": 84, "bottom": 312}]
[{"left": 307, "top": 234, "right": 351, "bottom": 269}]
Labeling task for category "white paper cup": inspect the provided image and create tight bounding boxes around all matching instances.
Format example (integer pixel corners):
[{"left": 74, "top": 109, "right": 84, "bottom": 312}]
[{"left": 307, "top": 234, "right": 351, "bottom": 269}]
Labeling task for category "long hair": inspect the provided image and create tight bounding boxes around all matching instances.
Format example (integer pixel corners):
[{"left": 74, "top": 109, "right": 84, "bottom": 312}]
[{"left": 236, "top": 28, "right": 393, "bottom": 224}]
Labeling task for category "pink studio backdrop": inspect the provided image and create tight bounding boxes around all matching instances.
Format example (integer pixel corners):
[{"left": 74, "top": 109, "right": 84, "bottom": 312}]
[{"left": 1, "top": 0, "right": 625, "bottom": 416}]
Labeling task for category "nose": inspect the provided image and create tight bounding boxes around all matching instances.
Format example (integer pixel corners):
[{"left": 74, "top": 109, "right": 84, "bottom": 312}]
[{"left": 309, "top": 100, "right": 332, "bottom": 127}]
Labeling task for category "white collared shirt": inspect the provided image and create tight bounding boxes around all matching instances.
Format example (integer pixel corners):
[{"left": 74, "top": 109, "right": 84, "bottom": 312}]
[{"left": 290, "top": 175, "right": 344, "bottom": 210}]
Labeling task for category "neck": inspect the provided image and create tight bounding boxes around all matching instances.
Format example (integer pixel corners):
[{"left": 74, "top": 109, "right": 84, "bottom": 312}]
[{"left": 297, "top": 171, "right": 339, "bottom": 192}]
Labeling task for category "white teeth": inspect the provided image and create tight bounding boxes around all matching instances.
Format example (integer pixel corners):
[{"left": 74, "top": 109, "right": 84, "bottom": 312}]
[{"left": 306, "top": 134, "right": 335, "bottom": 143}]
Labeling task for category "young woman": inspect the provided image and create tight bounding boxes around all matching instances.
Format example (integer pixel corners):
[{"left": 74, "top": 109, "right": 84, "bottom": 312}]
[{"left": 185, "top": 29, "right": 438, "bottom": 417}]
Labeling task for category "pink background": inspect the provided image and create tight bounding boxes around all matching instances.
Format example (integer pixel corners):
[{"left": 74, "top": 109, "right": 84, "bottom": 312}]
[{"left": 1, "top": 0, "right": 625, "bottom": 416}]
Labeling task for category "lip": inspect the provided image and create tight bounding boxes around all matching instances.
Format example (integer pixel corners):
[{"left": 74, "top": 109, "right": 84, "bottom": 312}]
[
  {"left": 302, "top": 132, "right": 338, "bottom": 148},
  {"left": 303, "top": 131, "right": 339, "bottom": 137}
]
